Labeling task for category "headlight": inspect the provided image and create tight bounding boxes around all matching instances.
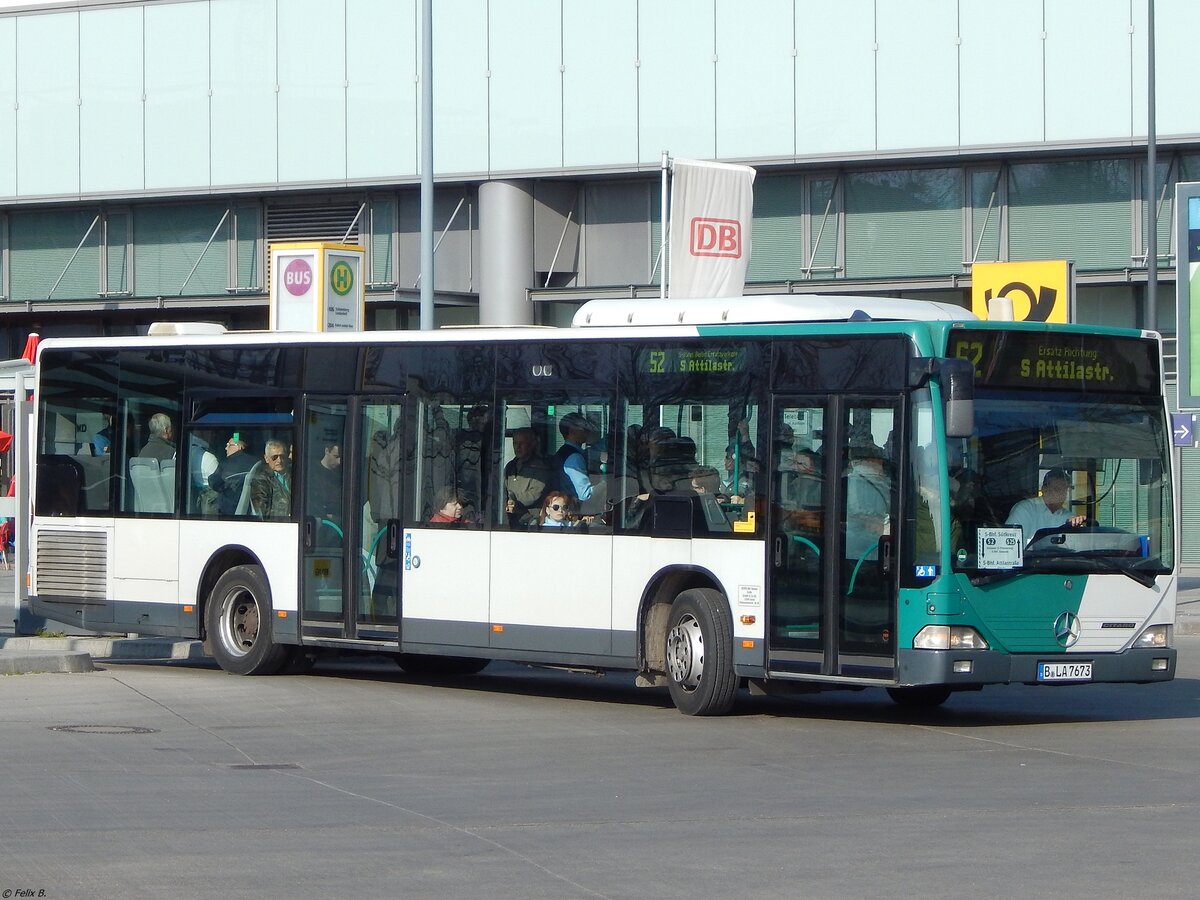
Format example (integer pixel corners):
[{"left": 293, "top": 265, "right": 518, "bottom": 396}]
[
  {"left": 1133, "top": 625, "right": 1170, "bottom": 649},
  {"left": 913, "top": 625, "right": 989, "bottom": 650}
]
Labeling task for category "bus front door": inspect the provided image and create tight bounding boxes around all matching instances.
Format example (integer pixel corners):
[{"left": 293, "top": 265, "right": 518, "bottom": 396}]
[
  {"left": 300, "top": 397, "right": 403, "bottom": 646},
  {"left": 768, "top": 397, "right": 899, "bottom": 680}
]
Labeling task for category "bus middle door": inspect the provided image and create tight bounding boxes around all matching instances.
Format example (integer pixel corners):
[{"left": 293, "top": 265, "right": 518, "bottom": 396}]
[{"left": 300, "top": 397, "right": 403, "bottom": 646}]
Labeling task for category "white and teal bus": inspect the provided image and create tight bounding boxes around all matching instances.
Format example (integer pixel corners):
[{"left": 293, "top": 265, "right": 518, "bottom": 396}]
[{"left": 27, "top": 295, "right": 1177, "bottom": 714}]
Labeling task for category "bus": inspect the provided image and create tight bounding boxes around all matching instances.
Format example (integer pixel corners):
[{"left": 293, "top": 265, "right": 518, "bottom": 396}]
[{"left": 27, "top": 294, "right": 1177, "bottom": 715}]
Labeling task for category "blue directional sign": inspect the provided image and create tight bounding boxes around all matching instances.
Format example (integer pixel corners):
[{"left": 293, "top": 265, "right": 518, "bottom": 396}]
[{"left": 1173, "top": 412, "right": 1194, "bottom": 447}]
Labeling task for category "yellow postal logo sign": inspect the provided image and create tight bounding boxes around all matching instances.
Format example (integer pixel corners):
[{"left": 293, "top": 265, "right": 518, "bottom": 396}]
[{"left": 971, "top": 260, "right": 1069, "bottom": 322}]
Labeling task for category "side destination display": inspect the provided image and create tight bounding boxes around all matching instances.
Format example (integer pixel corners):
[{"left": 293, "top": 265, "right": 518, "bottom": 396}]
[{"left": 948, "top": 330, "right": 1159, "bottom": 394}]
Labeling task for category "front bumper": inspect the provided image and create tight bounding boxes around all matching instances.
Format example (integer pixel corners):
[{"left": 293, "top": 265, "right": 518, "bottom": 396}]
[{"left": 896, "top": 646, "right": 1176, "bottom": 687}]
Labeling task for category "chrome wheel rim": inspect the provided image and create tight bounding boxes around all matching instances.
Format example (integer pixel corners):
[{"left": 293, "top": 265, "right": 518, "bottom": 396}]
[
  {"left": 666, "top": 613, "right": 704, "bottom": 692},
  {"left": 220, "top": 588, "right": 260, "bottom": 658}
]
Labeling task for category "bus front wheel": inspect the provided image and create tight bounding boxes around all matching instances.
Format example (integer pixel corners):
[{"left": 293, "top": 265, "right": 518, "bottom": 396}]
[
  {"left": 664, "top": 588, "right": 737, "bottom": 716},
  {"left": 205, "top": 565, "right": 291, "bottom": 676}
]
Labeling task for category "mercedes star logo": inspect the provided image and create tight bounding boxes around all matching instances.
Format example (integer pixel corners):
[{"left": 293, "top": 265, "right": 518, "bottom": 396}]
[{"left": 1053, "top": 611, "right": 1081, "bottom": 648}]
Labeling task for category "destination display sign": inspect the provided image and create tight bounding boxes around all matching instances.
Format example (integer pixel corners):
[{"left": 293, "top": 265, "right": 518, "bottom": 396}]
[
  {"left": 948, "top": 329, "right": 1159, "bottom": 394},
  {"left": 643, "top": 346, "right": 747, "bottom": 376}
]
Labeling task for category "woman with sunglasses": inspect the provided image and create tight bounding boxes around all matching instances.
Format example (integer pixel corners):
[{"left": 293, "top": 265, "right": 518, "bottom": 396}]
[{"left": 537, "top": 491, "right": 578, "bottom": 529}]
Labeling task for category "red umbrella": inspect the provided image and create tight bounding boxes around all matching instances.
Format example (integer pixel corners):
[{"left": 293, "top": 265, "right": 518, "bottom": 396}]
[
  {"left": 0, "top": 431, "right": 10, "bottom": 454},
  {"left": 20, "top": 332, "right": 38, "bottom": 364}
]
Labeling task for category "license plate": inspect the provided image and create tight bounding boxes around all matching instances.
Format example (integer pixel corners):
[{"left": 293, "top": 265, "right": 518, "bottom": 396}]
[{"left": 1037, "top": 661, "right": 1092, "bottom": 682}]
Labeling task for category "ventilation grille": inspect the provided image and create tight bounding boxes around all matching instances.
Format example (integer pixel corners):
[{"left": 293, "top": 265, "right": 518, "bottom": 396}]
[
  {"left": 36, "top": 529, "right": 108, "bottom": 600},
  {"left": 266, "top": 202, "right": 363, "bottom": 243}
]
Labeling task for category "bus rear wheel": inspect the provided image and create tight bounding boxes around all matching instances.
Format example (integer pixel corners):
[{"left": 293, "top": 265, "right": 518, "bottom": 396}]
[
  {"left": 205, "top": 564, "right": 291, "bottom": 676},
  {"left": 664, "top": 588, "right": 737, "bottom": 716},
  {"left": 886, "top": 686, "right": 952, "bottom": 708}
]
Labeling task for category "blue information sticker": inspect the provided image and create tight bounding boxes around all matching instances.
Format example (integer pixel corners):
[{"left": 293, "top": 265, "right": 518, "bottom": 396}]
[{"left": 914, "top": 565, "right": 938, "bottom": 578}]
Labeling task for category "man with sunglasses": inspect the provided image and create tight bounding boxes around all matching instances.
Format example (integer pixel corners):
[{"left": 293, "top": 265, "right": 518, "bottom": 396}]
[{"left": 249, "top": 439, "right": 292, "bottom": 519}]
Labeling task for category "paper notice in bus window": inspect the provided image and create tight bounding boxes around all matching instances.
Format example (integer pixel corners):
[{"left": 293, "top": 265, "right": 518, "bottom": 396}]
[{"left": 977, "top": 527, "right": 1023, "bottom": 570}]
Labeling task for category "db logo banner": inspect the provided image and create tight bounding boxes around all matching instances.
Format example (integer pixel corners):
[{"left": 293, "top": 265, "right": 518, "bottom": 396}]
[
  {"left": 971, "top": 260, "right": 1071, "bottom": 322},
  {"left": 690, "top": 217, "right": 743, "bottom": 259}
]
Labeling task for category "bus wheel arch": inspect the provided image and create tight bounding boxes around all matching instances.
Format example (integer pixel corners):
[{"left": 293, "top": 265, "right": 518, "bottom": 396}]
[
  {"left": 203, "top": 557, "right": 290, "bottom": 676},
  {"left": 636, "top": 565, "right": 726, "bottom": 676}
]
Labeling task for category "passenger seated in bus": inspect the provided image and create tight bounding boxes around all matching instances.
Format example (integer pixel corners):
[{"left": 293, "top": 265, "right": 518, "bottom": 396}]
[
  {"left": 139, "top": 413, "right": 176, "bottom": 460},
  {"left": 428, "top": 486, "right": 465, "bottom": 524},
  {"left": 91, "top": 413, "right": 114, "bottom": 455},
  {"left": 249, "top": 440, "right": 292, "bottom": 518},
  {"left": 644, "top": 428, "right": 695, "bottom": 494},
  {"left": 210, "top": 434, "right": 256, "bottom": 516},
  {"left": 785, "top": 448, "right": 823, "bottom": 510},
  {"left": 689, "top": 465, "right": 724, "bottom": 498},
  {"left": 537, "top": 490, "right": 592, "bottom": 530},
  {"left": 504, "top": 427, "right": 553, "bottom": 528},
  {"left": 554, "top": 412, "right": 597, "bottom": 502},
  {"left": 1006, "top": 468, "right": 1085, "bottom": 542}
]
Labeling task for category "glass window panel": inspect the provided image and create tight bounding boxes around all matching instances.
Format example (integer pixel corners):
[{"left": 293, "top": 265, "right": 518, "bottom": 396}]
[
  {"left": 876, "top": 0, "right": 957, "bottom": 151},
  {"left": 1044, "top": 0, "right": 1131, "bottom": 142},
  {"left": 0, "top": 19, "right": 16, "bottom": 198},
  {"left": 844, "top": 168, "right": 963, "bottom": 279},
  {"left": 10, "top": 209, "right": 100, "bottom": 301},
  {"left": 637, "top": 0, "right": 714, "bottom": 164},
  {"left": 747, "top": 175, "right": 802, "bottom": 283},
  {"left": 234, "top": 203, "right": 262, "bottom": 291},
  {"left": 278, "top": 3, "right": 346, "bottom": 183},
  {"left": 368, "top": 197, "right": 396, "bottom": 286},
  {"left": 79, "top": 8, "right": 143, "bottom": 193},
  {"left": 145, "top": 2, "right": 209, "bottom": 190},
  {"left": 970, "top": 169, "right": 1003, "bottom": 263},
  {"left": 582, "top": 181, "right": 651, "bottom": 287},
  {"left": 562, "top": 1, "right": 636, "bottom": 168},
  {"left": 16, "top": 12, "right": 79, "bottom": 196},
  {"left": 959, "top": 0, "right": 1043, "bottom": 145},
  {"left": 715, "top": 0, "right": 793, "bottom": 159},
  {"left": 1008, "top": 160, "right": 1132, "bottom": 270},
  {"left": 348, "top": 0, "right": 416, "bottom": 179},
  {"left": 797, "top": 0, "right": 873, "bottom": 155},
  {"left": 489, "top": 0, "right": 561, "bottom": 172},
  {"left": 211, "top": 0, "right": 276, "bottom": 186},
  {"left": 134, "top": 203, "right": 230, "bottom": 297},
  {"left": 105, "top": 211, "right": 130, "bottom": 295},
  {"left": 433, "top": 0, "right": 487, "bottom": 175},
  {"left": 808, "top": 176, "right": 840, "bottom": 279}
]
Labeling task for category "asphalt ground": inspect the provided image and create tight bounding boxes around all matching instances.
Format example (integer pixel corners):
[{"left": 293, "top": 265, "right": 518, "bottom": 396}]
[{"left": 1, "top": 636, "right": 1199, "bottom": 898}]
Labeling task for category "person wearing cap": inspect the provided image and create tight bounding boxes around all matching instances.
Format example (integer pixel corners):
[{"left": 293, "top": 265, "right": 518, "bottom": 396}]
[
  {"left": 1006, "top": 468, "right": 1086, "bottom": 541},
  {"left": 555, "top": 411, "right": 595, "bottom": 502},
  {"left": 209, "top": 433, "right": 256, "bottom": 516}
]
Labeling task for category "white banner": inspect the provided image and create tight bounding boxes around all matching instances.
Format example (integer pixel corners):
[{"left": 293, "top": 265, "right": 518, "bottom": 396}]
[{"left": 668, "top": 158, "right": 756, "bottom": 298}]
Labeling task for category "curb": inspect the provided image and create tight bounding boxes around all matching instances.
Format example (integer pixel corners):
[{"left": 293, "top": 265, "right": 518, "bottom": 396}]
[
  {"left": 0, "top": 637, "right": 206, "bottom": 674},
  {"left": 0, "top": 649, "right": 94, "bottom": 675}
]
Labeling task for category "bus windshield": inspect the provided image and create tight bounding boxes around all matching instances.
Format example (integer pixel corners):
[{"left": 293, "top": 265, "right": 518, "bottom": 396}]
[{"left": 948, "top": 389, "right": 1173, "bottom": 582}]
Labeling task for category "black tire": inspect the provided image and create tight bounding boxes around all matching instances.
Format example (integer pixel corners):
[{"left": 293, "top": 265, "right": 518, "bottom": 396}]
[
  {"left": 886, "top": 686, "right": 952, "bottom": 708},
  {"left": 664, "top": 588, "right": 738, "bottom": 716},
  {"left": 395, "top": 653, "right": 490, "bottom": 676},
  {"left": 205, "top": 564, "right": 291, "bottom": 675}
]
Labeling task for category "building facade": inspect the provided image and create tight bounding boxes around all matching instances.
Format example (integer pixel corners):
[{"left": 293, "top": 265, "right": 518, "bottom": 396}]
[{"left": 2, "top": 0, "right": 1199, "bottom": 554}]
